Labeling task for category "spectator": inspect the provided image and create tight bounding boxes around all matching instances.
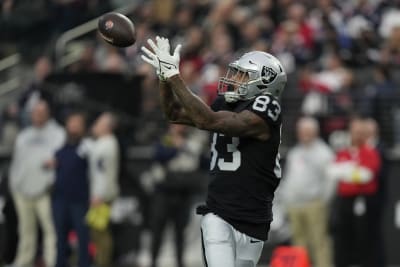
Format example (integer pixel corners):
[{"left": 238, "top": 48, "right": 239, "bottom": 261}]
[
  {"left": 9, "top": 100, "right": 65, "bottom": 267},
  {"left": 272, "top": 3, "right": 315, "bottom": 68},
  {"left": 239, "top": 16, "right": 266, "bottom": 48},
  {"left": 361, "top": 65, "right": 398, "bottom": 146},
  {"left": 88, "top": 112, "right": 120, "bottom": 267},
  {"left": 279, "top": 117, "right": 334, "bottom": 267},
  {"left": 52, "top": 112, "right": 91, "bottom": 267},
  {"left": 329, "top": 117, "right": 381, "bottom": 267},
  {"left": 299, "top": 53, "right": 354, "bottom": 138},
  {"left": 19, "top": 56, "right": 54, "bottom": 127},
  {"left": 207, "top": 24, "right": 234, "bottom": 63},
  {"left": 0, "top": 103, "right": 20, "bottom": 265},
  {"left": 0, "top": 184, "right": 18, "bottom": 266},
  {"left": 300, "top": 53, "right": 350, "bottom": 94},
  {"left": 308, "top": 0, "right": 344, "bottom": 42},
  {"left": 346, "top": 15, "right": 379, "bottom": 66},
  {"left": 379, "top": 9, "right": 400, "bottom": 65},
  {"left": 287, "top": 3, "right": 315, "bottom": 50},
  {"left": 140, "top": 124, "right": 207, "bottom": 267},
  {"left": 0, "top": 103, "right": 19, "bottom": 159},
  {"left": 364, "top": 118, "right": 388, "bottom": 267}
]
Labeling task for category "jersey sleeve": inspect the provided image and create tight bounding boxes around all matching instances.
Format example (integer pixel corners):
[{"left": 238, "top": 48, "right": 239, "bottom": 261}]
[{"left": 245, "top": 95, "right": 282, "bottom": 127}]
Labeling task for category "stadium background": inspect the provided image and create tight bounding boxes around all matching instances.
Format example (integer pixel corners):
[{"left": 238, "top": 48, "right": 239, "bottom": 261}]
[{"left": 0, "top": 0, "right": 400, "bottom": 266}]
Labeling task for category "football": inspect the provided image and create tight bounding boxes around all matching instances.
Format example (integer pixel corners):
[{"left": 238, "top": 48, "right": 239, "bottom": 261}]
[{"left": 98, "top": 12, "right": 136, "bottom": 47}]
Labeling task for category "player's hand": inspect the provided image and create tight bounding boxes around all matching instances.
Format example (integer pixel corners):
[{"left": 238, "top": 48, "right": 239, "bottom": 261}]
[{"left": 141, "top": 36, "right": 182, "bottom": 81}]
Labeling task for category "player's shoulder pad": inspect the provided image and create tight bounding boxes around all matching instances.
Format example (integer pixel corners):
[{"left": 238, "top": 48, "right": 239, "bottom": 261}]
[{"left": 246, "top": 94, "right": 282, "bottom": 127}]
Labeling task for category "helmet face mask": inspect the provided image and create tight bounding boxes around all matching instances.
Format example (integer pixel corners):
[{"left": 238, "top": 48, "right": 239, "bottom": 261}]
[
  {"left": 218, "top": 66, "right": 252, "bottom": 103},
  {"left": 218, "top": 51, "right": 287, "bottom": 103}
]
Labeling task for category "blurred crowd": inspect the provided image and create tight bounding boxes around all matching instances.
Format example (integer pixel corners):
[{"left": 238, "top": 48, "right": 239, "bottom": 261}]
[
  {"left": 1, "top": 0, "right": 400, "bottom": 267},
  {"left": 275, "top": 115, "right": 387, "bottom": 267},
  {"left": 3, "top": 0, "right": 400, "bottom": 144}
]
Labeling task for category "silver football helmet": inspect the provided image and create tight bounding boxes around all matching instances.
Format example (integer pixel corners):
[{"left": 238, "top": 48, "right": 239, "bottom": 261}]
[{"left": 218, "top": 51, "right": 287, "bottom": 103}]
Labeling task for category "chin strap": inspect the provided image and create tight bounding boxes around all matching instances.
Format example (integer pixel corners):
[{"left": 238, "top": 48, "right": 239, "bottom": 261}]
[{"left": 224, "top": 92, "right": 240, "bottom": 103}]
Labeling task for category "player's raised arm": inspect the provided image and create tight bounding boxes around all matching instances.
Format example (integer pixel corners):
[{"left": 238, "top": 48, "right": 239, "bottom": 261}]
[
  {"left": 141, "top": 37, "right": 193, "bottom": 125},
  {"left": 142, "top": 37, "right": 269, "bottom": 140},
  {"left": 168, "top": 75, "right": 271, "bottom": 140},
  {"left": 159, "top": 80, "right": 194, "bottom": 125},
  {"left": 141, "top": 37, "right": 269, "bottom": 139},
  {"left": 141, "top": 37, "right": 286, "bottom": 141}
]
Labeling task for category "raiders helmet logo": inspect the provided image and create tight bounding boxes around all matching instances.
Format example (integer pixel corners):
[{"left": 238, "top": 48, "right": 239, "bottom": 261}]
[{"left": 261, "top": 66, "right": 277, "bottom": 84}]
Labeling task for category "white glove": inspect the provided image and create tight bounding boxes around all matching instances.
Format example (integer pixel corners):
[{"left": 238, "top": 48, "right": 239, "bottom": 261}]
[{"left": 141, "top": 36, "right": 182, "bottom": 81}]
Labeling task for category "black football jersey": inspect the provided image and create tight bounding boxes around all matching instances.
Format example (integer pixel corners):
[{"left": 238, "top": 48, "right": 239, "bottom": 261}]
[{"left": 206, "top": 95, "right": 282, "bottom": 232}]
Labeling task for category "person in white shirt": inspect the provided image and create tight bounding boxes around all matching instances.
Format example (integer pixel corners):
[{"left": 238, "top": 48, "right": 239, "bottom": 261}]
[
  {"left": 279, "top": 116, "right": 334, "bottom": 267},
  {"left": 9, "top": 100, "right": 65, "bottom": 267},
  {"left": 89, "top": 112, "right": 120, "bottom": 267}
]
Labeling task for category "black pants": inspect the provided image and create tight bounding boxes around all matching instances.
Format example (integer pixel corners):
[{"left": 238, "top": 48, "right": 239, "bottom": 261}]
[
  {"left": 331, "top": 195, "right": 382, "bottom": 267},
  {"left": 53, "top": 198, "right": 91, "bottom": 267},
  {"left": 1, "top": 193, "right": 18, "bottom": 264},
  {"left": 150, "top": 190, "right": 191, "bottom": 267}
]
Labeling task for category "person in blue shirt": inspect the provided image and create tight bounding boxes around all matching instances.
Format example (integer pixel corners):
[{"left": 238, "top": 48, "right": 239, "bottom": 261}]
[{"left": 51, "top": 112, "right": 91, "bottom": 267}]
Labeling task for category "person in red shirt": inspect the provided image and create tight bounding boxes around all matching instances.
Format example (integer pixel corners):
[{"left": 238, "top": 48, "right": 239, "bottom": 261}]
[{"left": 329, "top": 117, "right": 381, "bottom": 267}]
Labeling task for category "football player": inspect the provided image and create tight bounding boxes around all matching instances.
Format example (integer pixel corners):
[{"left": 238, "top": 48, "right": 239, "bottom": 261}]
[{"left": 141, "top": 36, "right": 287, "bottom": 267}]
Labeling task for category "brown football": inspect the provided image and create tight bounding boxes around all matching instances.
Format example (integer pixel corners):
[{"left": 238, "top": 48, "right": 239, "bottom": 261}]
[{"left": 98, "top": 12, "right": 135, "bottom": 47}]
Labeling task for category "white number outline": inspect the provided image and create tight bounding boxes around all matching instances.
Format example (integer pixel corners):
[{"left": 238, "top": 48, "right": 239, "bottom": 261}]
[
  {"left": 252, "top": 95, "right": 270, "bottom": 112},
  {"left": 274, "top": 125, "right": 282, "bottom": 178},
  {"left": 210, "top": 126, "right": 282, "bottom": 178},
  {"left": 210, "top": 133, "right": 241, "bottom": 171},
  {"left": 252, "top": 95, "right": 281, "bottom": 121}
]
